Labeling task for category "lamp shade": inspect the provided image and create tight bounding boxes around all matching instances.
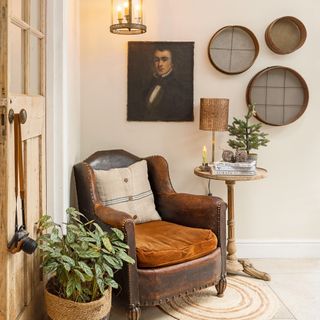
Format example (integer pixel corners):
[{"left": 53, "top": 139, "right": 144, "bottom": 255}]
[{"left": 200, "top": 98, "right": 229, "bottom": 131}]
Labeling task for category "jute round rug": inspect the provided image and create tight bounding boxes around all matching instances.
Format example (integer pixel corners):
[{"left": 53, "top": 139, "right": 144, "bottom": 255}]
[{"left": 160, "top": 276, "right": 279, "bottom": 320}]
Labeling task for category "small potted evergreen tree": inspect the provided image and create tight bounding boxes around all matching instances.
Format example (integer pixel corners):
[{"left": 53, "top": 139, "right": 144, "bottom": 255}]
[
  {"left": 227, "top": 105, "right": 270, "bottom": 161},
  {"left": 37, "top": 207, "right": 134, "bottom": 320}
]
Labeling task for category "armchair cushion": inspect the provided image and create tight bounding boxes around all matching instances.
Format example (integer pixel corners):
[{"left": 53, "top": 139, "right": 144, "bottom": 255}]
[
  {"left": 135, "top": 220, "right": 217, "bottom": 268},
  {"left": 94, "top": 160, "right": 161, "bottom": 224}
]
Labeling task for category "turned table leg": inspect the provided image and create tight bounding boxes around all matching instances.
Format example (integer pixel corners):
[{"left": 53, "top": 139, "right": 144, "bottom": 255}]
[
  {"left": 225, "top": 181, "right": 271, "bottom": 281},
  {"left": 225, "top": 181, "right": 243, "bottom": 273}
]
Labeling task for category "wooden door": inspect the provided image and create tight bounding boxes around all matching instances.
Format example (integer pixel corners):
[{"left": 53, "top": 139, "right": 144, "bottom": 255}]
[{"left": 0, "top": 1, "right": 46, "bottom": 319}]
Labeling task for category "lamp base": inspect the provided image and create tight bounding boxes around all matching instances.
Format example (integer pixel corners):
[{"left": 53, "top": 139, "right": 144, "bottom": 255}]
[{"left": 211, "top": 131, "right": 216, "bottom": 164}]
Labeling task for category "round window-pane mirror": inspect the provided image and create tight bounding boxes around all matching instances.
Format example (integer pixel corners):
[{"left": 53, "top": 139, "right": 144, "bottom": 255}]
[
  {"left": 208, "top": 25, "right": 259, "bottom": 75},
  {"left": 246, "top": 66, "right": 309, "bottom": 126}
]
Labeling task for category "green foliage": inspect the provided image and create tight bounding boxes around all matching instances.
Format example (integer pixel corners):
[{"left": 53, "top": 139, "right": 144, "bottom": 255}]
[
  {"left": 37, "top": 208, "right": 134, "bottom": 303},
  {"left": 227, "top": 105, "right": 270, "bottom": 154}
]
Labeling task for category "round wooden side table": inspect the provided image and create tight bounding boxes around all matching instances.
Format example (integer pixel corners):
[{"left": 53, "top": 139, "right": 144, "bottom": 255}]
[{"left": 194, "top": 167, "right": 271, "bottom": 281}]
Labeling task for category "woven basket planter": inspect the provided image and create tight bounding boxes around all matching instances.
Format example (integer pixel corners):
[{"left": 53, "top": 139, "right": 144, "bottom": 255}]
[{"left": 45, "top": 279, "right": 112, "bottom": 320}]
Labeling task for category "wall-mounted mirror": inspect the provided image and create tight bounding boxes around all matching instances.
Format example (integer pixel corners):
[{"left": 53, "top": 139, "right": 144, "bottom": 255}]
[
  {"left": 208, "top": 25, "right": 259, "bottom": 75},
  {"left": 246, "top": 66, "right": 309, "bottom": 126}
]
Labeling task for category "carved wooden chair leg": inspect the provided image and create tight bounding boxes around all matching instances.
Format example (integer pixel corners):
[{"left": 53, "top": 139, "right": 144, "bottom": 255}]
[
  {"left": 128, "top": 304, "right": 141, "bottom": 320},
  {"left": 215, "top": 275, "right": 227, "bottom": 297}
]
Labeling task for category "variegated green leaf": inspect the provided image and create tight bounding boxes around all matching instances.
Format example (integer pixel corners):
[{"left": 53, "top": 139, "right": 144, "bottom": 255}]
[
  {"left": 102, "top": 237, "right": 112, "bottom": 252},
  {"left": 43, "top": 262, "right": 58, "bottom": 274},
  {"left": 61, "top": 255, "right": 75, "bottom": 267},
  {"left": 103, "top": 263, "right": 114, "bottom": 277},
  {"left": 106, "top": 279, "right": 119, "bottom": 289},
  {"left": 74, "top": 269, "right": 86, "bottom": 282},
  {"left": 78, "top": 236, "right": 96, "bottom": 243},
  {"left": 103, "top": 255, "right": 122, "bottom": 269},
  {"left": 66, "top": 277, "right": 77, "bottom": 297},
  {"left": 113, "top": 241, "right": 129, "bottom": 249},
  {"left": 95, "top": 263, "right": 103, "bottom": 278},
  {"left": 81, "top": 241, "right": 89, "bottom": 251},
  {"left": 78, "top": 250, "right": 100, "bottom": 259},
  {"left": 97, "top": 278, "right": 105, "bottom": 295},
  {"left": 78, "top": 261, "right": 93, "bottom": 277},
  {"left": 93, "top": 223, "right": 104, "bottom": 236},
  {"left": 118, "top": 251, "right": 135, "bottom": 264},
  {"left": 66, "top": 231, "right": 75, "bottom": 243},
  {"left": 62, "top": 262, "right": 71, "bottom": 272},
  {"left": 111, "top": 228, "right": 124, "bottom": 241}
]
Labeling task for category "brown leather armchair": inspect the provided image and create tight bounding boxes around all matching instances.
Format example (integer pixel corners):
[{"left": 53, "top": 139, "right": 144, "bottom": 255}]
[{"left": 74, "top": 150, "right": 227, "bottom": 320}]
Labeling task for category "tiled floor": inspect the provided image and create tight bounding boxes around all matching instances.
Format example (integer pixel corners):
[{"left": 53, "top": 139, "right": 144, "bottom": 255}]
[{"left": 110, "top": 259, "right": 320, "bottom": 320}]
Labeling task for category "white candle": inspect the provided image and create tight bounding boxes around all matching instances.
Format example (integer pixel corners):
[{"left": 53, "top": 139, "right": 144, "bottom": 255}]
[
  {"left": 117, "top": 6, "right": 123, "bottom": 20},
  {"left": 134, "top": 4, "right": 141, "bottom": 18},
  {"left": 202, "top": 146, "right": 208, "bottom": 164},
  {"left": 124, "top": 2, "right": 129, "bottom": 15}
]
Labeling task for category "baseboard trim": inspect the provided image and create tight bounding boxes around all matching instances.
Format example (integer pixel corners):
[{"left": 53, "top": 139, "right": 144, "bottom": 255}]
[{"left": 236, "top": 240, "right": 320, "bottom": 258}]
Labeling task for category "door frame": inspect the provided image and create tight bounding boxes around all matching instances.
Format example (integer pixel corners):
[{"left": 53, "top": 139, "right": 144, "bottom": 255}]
[{"left": 46, "top": 0, "right": 80, "bottom": 224}]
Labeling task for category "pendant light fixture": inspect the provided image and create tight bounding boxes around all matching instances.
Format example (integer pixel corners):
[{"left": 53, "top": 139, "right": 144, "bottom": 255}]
[{"left": 110, "top": 0, "right": 146, "bottom": 35}]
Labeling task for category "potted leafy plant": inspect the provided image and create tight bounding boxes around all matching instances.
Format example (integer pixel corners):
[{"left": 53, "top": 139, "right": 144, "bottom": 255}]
[
  {"left": 37, "top": 207, "right": 134, "bottom": 320},
  {"left": 227, "top": 104, "right": 270, "bottom": 161}
]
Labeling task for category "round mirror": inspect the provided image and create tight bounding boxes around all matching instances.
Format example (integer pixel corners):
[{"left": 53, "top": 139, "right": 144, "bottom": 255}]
[
  {"left": 208, "top": 25, "right": 259, "bottom": 74},
  {"left": 246, "top": 66, "right": 309, "bottom": 126}
]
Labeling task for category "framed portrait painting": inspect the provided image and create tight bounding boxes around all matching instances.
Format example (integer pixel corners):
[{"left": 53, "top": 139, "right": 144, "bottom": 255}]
[{"left": 127, "top": 41, "right": 194, "bottom": 121}]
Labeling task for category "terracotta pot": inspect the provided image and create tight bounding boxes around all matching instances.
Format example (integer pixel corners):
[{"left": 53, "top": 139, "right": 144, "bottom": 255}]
[{"left": 45, "top": 279, "right": 111, "bottom": 320}]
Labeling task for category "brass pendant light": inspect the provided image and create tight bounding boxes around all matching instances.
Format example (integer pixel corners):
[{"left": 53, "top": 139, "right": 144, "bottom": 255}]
[{"left": 110, "top": 0, "right": 146, "bottom": 35}]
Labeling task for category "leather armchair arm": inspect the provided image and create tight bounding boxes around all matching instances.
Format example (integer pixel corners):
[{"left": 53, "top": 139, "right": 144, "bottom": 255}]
[
  {"left": 157, "top": 193, "right": 227, "bottom": 240},
  {"left": 94, "top": 204, "right": 137, "bottom": 262},
  {"left": 95, "top": 204, "right": 135, "bottom": 229}
]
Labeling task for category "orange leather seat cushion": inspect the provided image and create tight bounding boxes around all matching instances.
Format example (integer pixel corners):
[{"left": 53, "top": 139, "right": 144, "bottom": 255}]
[{"left": 135, "top": 220, "right": 218, "bottom": 268}]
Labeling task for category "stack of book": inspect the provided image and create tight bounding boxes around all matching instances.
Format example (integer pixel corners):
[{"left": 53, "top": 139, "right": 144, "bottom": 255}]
[{"left": 211, "top": 161, "right": 257, "bottom": 176}]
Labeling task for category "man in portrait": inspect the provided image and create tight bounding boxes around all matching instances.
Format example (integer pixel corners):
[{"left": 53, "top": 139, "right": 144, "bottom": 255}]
[{"left": 127, "top": 42, "right": 194, "bottom": 121}]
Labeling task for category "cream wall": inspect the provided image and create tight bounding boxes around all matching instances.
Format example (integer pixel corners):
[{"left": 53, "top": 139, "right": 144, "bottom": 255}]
[{"left": 80, "top": 0, "right": 320, "bottom": 254}]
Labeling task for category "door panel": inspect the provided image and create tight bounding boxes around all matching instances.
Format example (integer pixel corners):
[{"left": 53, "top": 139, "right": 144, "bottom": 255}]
[
  {"left": 11, "top": 0, "right": 24, "bottom": 20},
  {"left": 9, "top": 23, "right": 24, "bottom": 94},
  {"left": 30, "top": 0, "right": 40, "bottom": 30},
  {"left": 5, "top": 97, "right": 45, "bottom": 320},
  {"left": 29, "top": 36, "right": 41, "bottom": 95},
  {"left": 0, "top": 0, "right": 46, "bottom": 319}
]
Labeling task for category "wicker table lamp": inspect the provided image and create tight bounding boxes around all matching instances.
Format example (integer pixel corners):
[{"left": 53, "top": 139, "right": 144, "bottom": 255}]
[{"left": 200, "top": 98, "right": 229, "bottom": 163}]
